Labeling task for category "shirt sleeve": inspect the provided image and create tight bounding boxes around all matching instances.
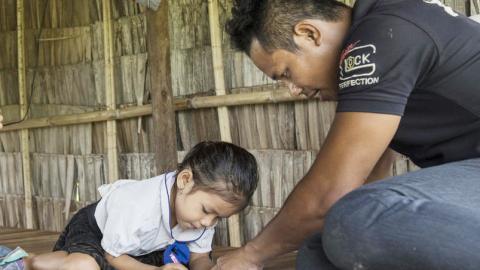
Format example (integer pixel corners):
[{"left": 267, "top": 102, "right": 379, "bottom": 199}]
[
  {"left": 337, "top": 15, "right": 437, "bottom": 116},
  {"left": 187, "top": 227, "right": 215, "bottom": 254},
  {"left": 99, "top": 183, "right": 155, "bottom": 257}
]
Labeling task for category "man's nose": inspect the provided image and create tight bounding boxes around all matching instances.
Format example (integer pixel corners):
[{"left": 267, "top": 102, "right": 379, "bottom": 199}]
[{"left": 287, "top": 82, "right": 303, "bottom": 96}]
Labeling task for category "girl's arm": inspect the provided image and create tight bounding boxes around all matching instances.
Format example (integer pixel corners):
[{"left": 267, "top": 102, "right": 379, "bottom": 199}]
[
  {"left": 105, "top": 253, "right": 187, "bottom": 270},
  {"left": 189, "top": 252, "right": 214, "bottom": 270}
]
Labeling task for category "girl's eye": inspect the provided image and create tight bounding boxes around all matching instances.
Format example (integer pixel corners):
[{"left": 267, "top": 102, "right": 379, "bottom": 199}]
[
  {"left": 202, "top": 206, "right": 208, "bottom": 214},
  {"left": 282, "top": 70, "right": 290, "bottom": 79}
]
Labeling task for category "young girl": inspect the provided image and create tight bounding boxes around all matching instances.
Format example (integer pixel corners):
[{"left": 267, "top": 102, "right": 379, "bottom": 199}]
[{"left": 21, "top": 141, "right": 258, "bottom": 270}]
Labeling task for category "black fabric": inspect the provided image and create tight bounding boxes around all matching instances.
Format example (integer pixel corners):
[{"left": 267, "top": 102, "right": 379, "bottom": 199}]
[
  {"left": 336, "top": 0, "right": 480, "bottom": 167},
  {"left": 53, "top": 202, "right": 164, "bottom": 270}
]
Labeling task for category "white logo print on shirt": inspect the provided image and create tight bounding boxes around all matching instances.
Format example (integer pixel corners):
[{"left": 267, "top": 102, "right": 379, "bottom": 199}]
[
  {"left": 338, "top": 42, "right": 380, "bottom": 89},
  {"left": 423, "top": 0, "right": 459, "bottom": 17}
]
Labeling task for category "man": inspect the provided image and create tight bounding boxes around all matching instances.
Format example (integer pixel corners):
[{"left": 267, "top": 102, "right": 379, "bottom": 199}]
[{"left": 213, "top": 0, "right": 480, "bottom": 269}]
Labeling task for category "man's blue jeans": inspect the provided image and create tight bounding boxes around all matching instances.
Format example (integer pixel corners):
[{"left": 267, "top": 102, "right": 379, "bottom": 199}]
[{"left": 296, "top": 158, "right": 480, "bottom": 270}]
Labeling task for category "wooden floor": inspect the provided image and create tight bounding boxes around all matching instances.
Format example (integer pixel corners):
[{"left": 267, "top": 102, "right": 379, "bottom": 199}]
[{"left": 0, "top": 227, "right": 296, "bottom": 269}]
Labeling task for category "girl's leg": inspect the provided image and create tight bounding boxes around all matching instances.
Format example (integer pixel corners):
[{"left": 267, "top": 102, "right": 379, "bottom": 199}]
[
  {"left": 60, "top": 253, "right": 100, "bottom": 270},
  {"left": 28, "top": 252, "right": 99, "bottom": 270},
  {"left": 27, "top": 251, "right": 68, "bottom": 270}
]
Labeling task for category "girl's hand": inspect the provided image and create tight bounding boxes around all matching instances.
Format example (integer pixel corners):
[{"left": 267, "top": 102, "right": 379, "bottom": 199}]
[{"left": 159, "top": 263, "right": 189, "bottom": 270}]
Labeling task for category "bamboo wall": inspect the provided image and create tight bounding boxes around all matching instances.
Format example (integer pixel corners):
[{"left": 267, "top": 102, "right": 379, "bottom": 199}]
[{"left": 0, "top": 0, "right": 473, "bottom": 246}]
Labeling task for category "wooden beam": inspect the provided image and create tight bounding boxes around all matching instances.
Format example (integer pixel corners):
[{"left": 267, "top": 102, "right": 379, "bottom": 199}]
[
  {"left": 17, "top": 0, "right": 34, "bottom": 229},
  {"left": 208, "top": 0, "right": 241, "bottom": 247},
  {"left": 181, "top": 87, "right": 305, "bottom": 109},
  {"left": 0, "top": 87, "right": 314, "bottom": 132},
  {"left": 0, "top": 105, "right": 152, "bottom": 132},
  {"left": 103, "top": 0, "right": 119, "bottom": 183},
  {"left": 147, "top": 0, "right": 177, "bottom": 173}
]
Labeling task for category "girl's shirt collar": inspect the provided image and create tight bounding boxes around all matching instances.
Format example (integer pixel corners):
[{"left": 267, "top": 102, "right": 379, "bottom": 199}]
[{"left": 161, "top": 171, "right": 207, "bottom": 242}]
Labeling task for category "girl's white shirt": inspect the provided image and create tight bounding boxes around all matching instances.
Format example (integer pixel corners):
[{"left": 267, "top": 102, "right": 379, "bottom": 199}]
[{"left": 94, "top": 171, "right": 215, "bottom": 257}]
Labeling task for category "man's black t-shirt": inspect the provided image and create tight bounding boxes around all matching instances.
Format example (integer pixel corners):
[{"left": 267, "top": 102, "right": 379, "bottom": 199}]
[{"left": 337, "top": 0, "right": 480, "bottom": 167}]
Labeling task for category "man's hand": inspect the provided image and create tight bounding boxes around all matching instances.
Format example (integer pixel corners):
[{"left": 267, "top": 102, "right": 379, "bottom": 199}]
[{"left": 211, "top": 246, "right": 263, "bottom": 270}]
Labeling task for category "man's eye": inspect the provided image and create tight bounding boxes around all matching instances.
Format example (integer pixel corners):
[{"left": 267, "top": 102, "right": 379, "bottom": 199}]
[
  {"left": 202, "top": 207, "right": 208, "bottom": 214},
  {"left": 282, "top": 71, "right": 290, "bottom": 79}
]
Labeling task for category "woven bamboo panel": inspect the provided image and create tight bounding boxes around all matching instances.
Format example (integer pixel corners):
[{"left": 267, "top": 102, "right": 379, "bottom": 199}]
[
  {"left": 0, "top": 153, "right": 24, "bottom": 195},
  {"left": 0, "top": 32, "right": 17, "bottom": 70},
  {"left": 27, "top": 64, "right": 99, "bottom": 106},
  {"left": 119, "top": 153, "right": 156, "bottom": 179},
  {"left": 0, "top": 0, "right": 16, "bottom": 32},
  {"left": 0, "top": 71, "right": 19, "bottom": 105},
  {"left": 22, "top": 0, "right": 142, "bottom": 29},
  {"left": 250, "top": 150, "right": 316, "bottom": 208},
  {"left": 294, "top": 101, "right": 337, "bottom": 151},
  {"left": 0, "top": 132, "right": 21, "bottom": 153},
  {"left": 116, "top": 117, "right": 154, "bottom": 153},
  {"left": 0, "top": 194, "right": 27, "bottom": 228},
  {"left": 25, "top": 105, "right": 94, "bottom": 154},
  {"left": 0, "top": 106, "right": 21, "bottom": 152},
  {"left": 241, "top": 206, "right": 278, "bottom": 243},
  {"left": 176, "top": 108, "right": 221, "bottom": 150}
]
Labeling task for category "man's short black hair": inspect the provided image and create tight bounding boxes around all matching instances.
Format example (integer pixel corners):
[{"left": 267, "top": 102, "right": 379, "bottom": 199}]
[{"left": 226, "top": 0, "right": 348, "bottom": 54}]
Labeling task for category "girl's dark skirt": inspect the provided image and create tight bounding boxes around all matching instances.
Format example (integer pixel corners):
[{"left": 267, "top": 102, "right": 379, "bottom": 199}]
[{"left": 53, "top": 202, "right": 164, "bottom": 270}]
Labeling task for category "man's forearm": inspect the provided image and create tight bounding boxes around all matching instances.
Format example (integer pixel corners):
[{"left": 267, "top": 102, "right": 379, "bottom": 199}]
[
  {"left": 190, "top": 256, "right": 214, "bottom": 270},
  {"left": 244, "top": 153, "right": 368, "bottom": 264},
  {"left": 366, "top": 148, "right": 395, "bottom": 183},
  {"left": 244, "top": 175, "right": 343, "bottom": 264}
]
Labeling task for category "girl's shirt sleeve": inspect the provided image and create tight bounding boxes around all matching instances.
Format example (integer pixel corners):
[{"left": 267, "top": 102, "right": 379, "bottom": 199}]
[
  {"left": 187, "top": 226, "right": 215, "bottom": 254},
  {"left": 95, "top": 180, "right": 159, "bottom": 257}
]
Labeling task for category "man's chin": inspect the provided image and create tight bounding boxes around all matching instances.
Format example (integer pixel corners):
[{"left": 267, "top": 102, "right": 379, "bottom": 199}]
[
  {"left": 316, "top": 88, "right": 338, "bottom": 101},
  {"left": 313, "top": 91, "right": 323, "bottom": 100},
  {"left": 305, "top": 89, "right": 322, "bottom": 99}
]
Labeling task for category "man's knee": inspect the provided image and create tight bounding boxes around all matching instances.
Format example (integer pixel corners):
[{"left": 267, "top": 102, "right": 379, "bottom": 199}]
[
  {"left": 59, "top": 253, "right": 99, "bottom": 270},
  {"left": 322, "top": 188, "right": 398, "bottom": 268},
  {"left": 297, "top": 231, "right": 343, "bottom": 270}
]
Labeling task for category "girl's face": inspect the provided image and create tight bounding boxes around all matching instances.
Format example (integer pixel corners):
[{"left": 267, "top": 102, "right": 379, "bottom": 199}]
[{"left": 173, "top": 170, "right": 241, "bottom": 230}]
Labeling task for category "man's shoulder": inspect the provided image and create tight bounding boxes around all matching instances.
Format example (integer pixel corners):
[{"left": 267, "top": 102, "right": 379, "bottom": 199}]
[{"left": 355, "top": 0, "right": 462, "bottom": 25}]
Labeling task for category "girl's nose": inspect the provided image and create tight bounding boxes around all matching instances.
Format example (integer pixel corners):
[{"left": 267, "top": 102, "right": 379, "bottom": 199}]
[
  {"left": 201, "top": 215, "right": 217, "bottom": 227},
  {"left": 288, "top": 82, "right": 303, "bottom": 96}
]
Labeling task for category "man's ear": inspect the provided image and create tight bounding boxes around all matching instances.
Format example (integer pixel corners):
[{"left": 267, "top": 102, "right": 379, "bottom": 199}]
[
  {"left": 177, "top": 169, "right": 195, "bottom": 192},
  {"left": 293, "top": 20, "right": 322, "bottom": 47}
]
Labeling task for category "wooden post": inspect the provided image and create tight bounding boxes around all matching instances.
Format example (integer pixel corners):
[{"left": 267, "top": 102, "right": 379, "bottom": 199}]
[
  {"left": 146, "top": 1, "right": 178, "bottom": 172},
  {"left": 17, "top": 0, "right": 34, "bottom": 229},
  {"left": 103, "top": 0, "right": 119, "bottom": 183},
  {"left": 208, "top": 0, "right": 242, "bottom": 247}
]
